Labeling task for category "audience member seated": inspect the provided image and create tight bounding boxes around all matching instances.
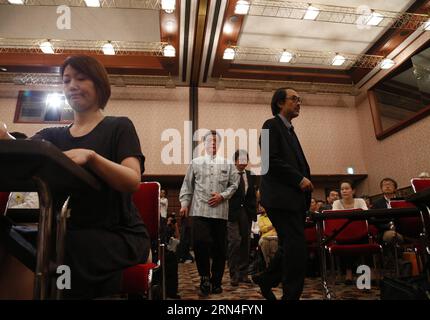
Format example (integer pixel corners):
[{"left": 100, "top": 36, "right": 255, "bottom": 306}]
[
  {"left": 332, "top": 180, "right": 368, "bottom": 284},
  {"left": 320, "top": 190, "right": 339, "bottom": 211},
  {"left": 309, "top": 198, "right": 318, "bottom": 213},
  {"left": 371, "top": 177, "right": 404, "bottom": 245},
  {"left": 257, "top": 205, "right": 278, "bottom": 268}
]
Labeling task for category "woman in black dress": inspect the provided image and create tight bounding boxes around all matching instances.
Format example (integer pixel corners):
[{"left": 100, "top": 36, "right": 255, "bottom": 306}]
[{"left": 0, "top": 55, "right": 150, "bottom": 299}]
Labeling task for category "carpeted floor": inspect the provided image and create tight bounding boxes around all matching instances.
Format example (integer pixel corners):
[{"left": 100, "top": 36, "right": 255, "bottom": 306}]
[{"left": 175, "top": 261, "right": 380, "bottom": 300}]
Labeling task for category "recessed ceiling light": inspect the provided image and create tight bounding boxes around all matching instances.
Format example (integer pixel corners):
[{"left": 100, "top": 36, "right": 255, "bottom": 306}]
[
  {"left": 303, "top": 5, "right": 320, "bottom": 20},
  {"left": 102, "top": 42, "right": 115, "bottom": 55},
  {"left": 165, "top": 20, "right": 175, "bottom": 33},
  {"left": 280, "top": 51, "right": 293, "bottom": 63},
  {"left": 366, "top": 11, "right": 383, "bottom": 26},
  {"left": 39, "top": 41, "right": 54, "bottom": 54},
  {"left": 380, "top": 58, "right": 395, "bottom": 69},
  {"left": 163, "top": 44, "right": 176, "bottom": 57},
  {"left": 0, "top": 67, "right": 7, "bottom": 72},
  {"left": 223, "top": 48, "right": 235, "bottom": 60},
  {"left": 161, "top": 0, "right": 175, "bottom": 13},
  {"left": 84, "top": 0, "right": 100, "bottom": 7},
  {"left": 234, "top": 0, "right": 250, "bottom": 15},
  {"left": 332, "top": 54, "right": 346, "bottom": 66}
]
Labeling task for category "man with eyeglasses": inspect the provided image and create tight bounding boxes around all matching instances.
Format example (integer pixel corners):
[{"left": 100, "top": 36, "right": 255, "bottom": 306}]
[{"left": 254, "top": 87, "right": 313, "bottom": 300}]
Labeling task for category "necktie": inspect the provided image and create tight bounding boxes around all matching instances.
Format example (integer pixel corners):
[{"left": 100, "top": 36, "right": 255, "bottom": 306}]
[{"left": 239, "top": 172, "right": 245, "bottom": 197}]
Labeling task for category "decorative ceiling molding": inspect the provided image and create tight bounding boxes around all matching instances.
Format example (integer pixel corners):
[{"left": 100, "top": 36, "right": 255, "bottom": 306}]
[
  {"left": 247, "top": 1, "right": 429, "bottom": 30},
  {"left": 230, "top": 46, "right": 385, "bottom": 69},
  {"left": 0, "top": 0, "right": 162, "bottom": 9},
  {"left": 205, "top": 77, "right": 359, "bottom": 95}
]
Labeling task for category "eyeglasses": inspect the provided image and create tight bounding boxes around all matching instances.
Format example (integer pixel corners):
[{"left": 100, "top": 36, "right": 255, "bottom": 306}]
[{"left": 286, "top": 96, "right": 301, "bottom": 103}]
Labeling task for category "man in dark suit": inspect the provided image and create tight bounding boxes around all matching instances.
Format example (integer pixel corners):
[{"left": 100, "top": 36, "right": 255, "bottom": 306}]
[
  {"left": 227, "top": 150, "right": 257, "bottom": 286},
  {"left": 371, "top": 177, "right": 404, "bottom": 244},
  {"left": 253, "top": 87, "right": 313, "bottom": 300}
]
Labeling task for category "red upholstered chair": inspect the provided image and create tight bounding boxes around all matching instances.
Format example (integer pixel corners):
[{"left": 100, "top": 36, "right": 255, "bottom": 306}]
[
  {"left": 121, "top": 182, "right": 165, "bottom": 299},
  {"left": 322, "top": 209, "right": 383, "bottom": 285},
  {"left": 0, "top": 192, "right": 10, "bottom": 215},
  {"left": 389, "top": 200, "right": 424, "bottom": 275},
  {"left": 410, "top": 178, "right": 430, "bottom": 272}
]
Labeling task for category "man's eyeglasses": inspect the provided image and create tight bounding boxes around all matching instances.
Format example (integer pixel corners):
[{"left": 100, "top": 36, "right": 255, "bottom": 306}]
[{"left": 286, "top": 96, "right": 301, "bottom": 103}]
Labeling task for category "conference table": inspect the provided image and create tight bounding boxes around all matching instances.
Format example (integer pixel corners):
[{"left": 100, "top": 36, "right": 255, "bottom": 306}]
[{"left": 0, "top": 139, "right": 100, "bottom": 299}]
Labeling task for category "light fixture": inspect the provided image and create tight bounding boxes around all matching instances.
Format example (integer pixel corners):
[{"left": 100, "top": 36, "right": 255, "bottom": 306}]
[
  {"left": 280, "top": 50, "right": 293, "bottom": 63},
  {"left": 424, "top": 19, "right": 430, "bottom": 31},
  {"left": 39, "top": 41, "right": 54, "bottom": 54},
  {"left": 347, "top": 167, "right": 354, "bottom": 174},
  {"left": 0, "top": 67, "right": 7, "bottom": 72},
  {"left": 165, "top": 20, "right": 175, "bottom": 33},
  {"left": 163, "top": 44, "right": 176, "bottom": 57},
  {"left": 223, "top": 23, "right": 234, "bottom": 35},
  {"left": 223, "top": 47, "right": 235, "bottom": 60},
  {"left": 366, "top": 11, "right": 383, "bottom": 26},
  {"left": 84, "top": 0, "right": 100, "bottom": 7},
  {"left": 332, "top": 54, "right": 345, "bottom": 66},
  {"left": 303, "top": 5, "right": 320, "bottom": 20},
  {"left": 45, "top": 93, "right": 63, "bottom": 109},
  {"left": 234, "top": 0, "right": 250, "bottom": 15},
  {"left": 380, "top": 58, "right": 395, "bottom": 69},
  {"left": 102, "top": 42, "right": 115, "bottom": 55},
  {"left": 161, "top": 0, "right": 175, "bottom": 13},
  {"left": 7, "top": 0, "right": 25, "bottom": 4}
]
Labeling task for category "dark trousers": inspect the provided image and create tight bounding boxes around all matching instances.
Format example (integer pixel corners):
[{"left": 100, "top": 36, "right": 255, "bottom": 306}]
[
  {"left": 192, "top": 216, "right": 227, "bottom": 287},
  {"left": 177, "top": 216, "right": 192, "bottom": 260},
  {"left": 227, "top": 208, "right": 252, "bottom": 280},
  {"left": 264, "top": 208, "right": 307, "bottom": 300}
]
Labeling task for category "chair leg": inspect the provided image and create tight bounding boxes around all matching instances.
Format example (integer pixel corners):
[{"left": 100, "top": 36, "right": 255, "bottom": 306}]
[{"left": 330, "top": 252, "right": 336, "bottom": 288}]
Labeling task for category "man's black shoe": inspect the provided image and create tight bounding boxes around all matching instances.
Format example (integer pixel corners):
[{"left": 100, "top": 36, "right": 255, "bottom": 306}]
[
  {"left": 252, "top": 273, "right": 276, "bottom": 300},
  {"left": 199, "top": 276, "right": 211, "bottom": 297}
]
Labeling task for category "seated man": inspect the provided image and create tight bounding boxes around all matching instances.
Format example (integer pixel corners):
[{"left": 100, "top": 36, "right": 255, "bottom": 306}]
[{"left": 372, "top": 177, "right": 404, "bottom": 244}]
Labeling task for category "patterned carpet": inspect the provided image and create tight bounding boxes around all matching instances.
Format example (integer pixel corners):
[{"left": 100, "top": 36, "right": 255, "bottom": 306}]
[{"left": 175, "top": 261, "right": 380, "bottom": 300}]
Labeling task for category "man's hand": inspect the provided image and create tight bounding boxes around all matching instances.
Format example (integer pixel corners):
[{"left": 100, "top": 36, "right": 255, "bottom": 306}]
[
  {"left": 208, "top": 192, "right": 224, "bottom": 207},
  {"left": 299, "top": 177, "right": 314, "bottom": 192},
  {"left": 63, "top": 149, "right": 96, "bottom": 166},
  {"left": 179, "top": 207, "right": 189, "bottom": 218}
]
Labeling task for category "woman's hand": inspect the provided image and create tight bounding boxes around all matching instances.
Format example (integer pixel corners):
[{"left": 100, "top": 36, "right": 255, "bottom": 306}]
[{"left": 63, "top": 149, "right": 96, "bottom": 166}]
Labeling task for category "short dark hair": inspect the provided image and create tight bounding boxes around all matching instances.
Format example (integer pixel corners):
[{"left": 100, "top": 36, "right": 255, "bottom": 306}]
[
  {"left": 203, "top": 130, "right": 222, "bottom": 142},
  {"left": 271, "top": 87, "right": 295, "bottom": 116},
  {"left": 234, "top": 149, "right": 249, "bottom": 162},
  {"left": 380, "top": 177, "right": 398, "bottom": 190},
  {"left": 339, "top": 179, "right": 354, "bottom": 189},
  {"left": 60, "top": 55, "right": 111, "bottom": 109},
  {"left": 10, "top": 132, "right": 27, "bottom": 139}
]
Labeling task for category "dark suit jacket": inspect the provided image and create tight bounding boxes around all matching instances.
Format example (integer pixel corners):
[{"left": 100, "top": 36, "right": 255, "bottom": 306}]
[
  {"left": 228, "top": 170, "right": 257, "bottom": 222},
  {"left": 259, "top": 115, "right": 311, "bottom": 212}
]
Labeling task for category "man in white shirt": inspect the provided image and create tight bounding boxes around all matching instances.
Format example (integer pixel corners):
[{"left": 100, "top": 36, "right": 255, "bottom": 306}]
[{"left": 179, "top": 130, "right": 239, "bottom": 297}]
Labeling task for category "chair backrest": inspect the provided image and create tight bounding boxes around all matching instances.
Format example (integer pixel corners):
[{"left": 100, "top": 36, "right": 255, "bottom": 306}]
[
  {"left": 304, "top": 224, "right": 317, "bottom": 243},
  {"left": 390, "top": 200, "right": 423, "bottom": 238},
  {"left": 0, "top": 192, "right": 10, "bottom": 215},
  {"left": 132, "top": 182, "right": 160, "bottom": 242},
  {"left": 411, "top": 178, "right": 430, "bottom": 193},
  {"left": 322, "top": 209, "right": 369, "bottom": 243}
]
